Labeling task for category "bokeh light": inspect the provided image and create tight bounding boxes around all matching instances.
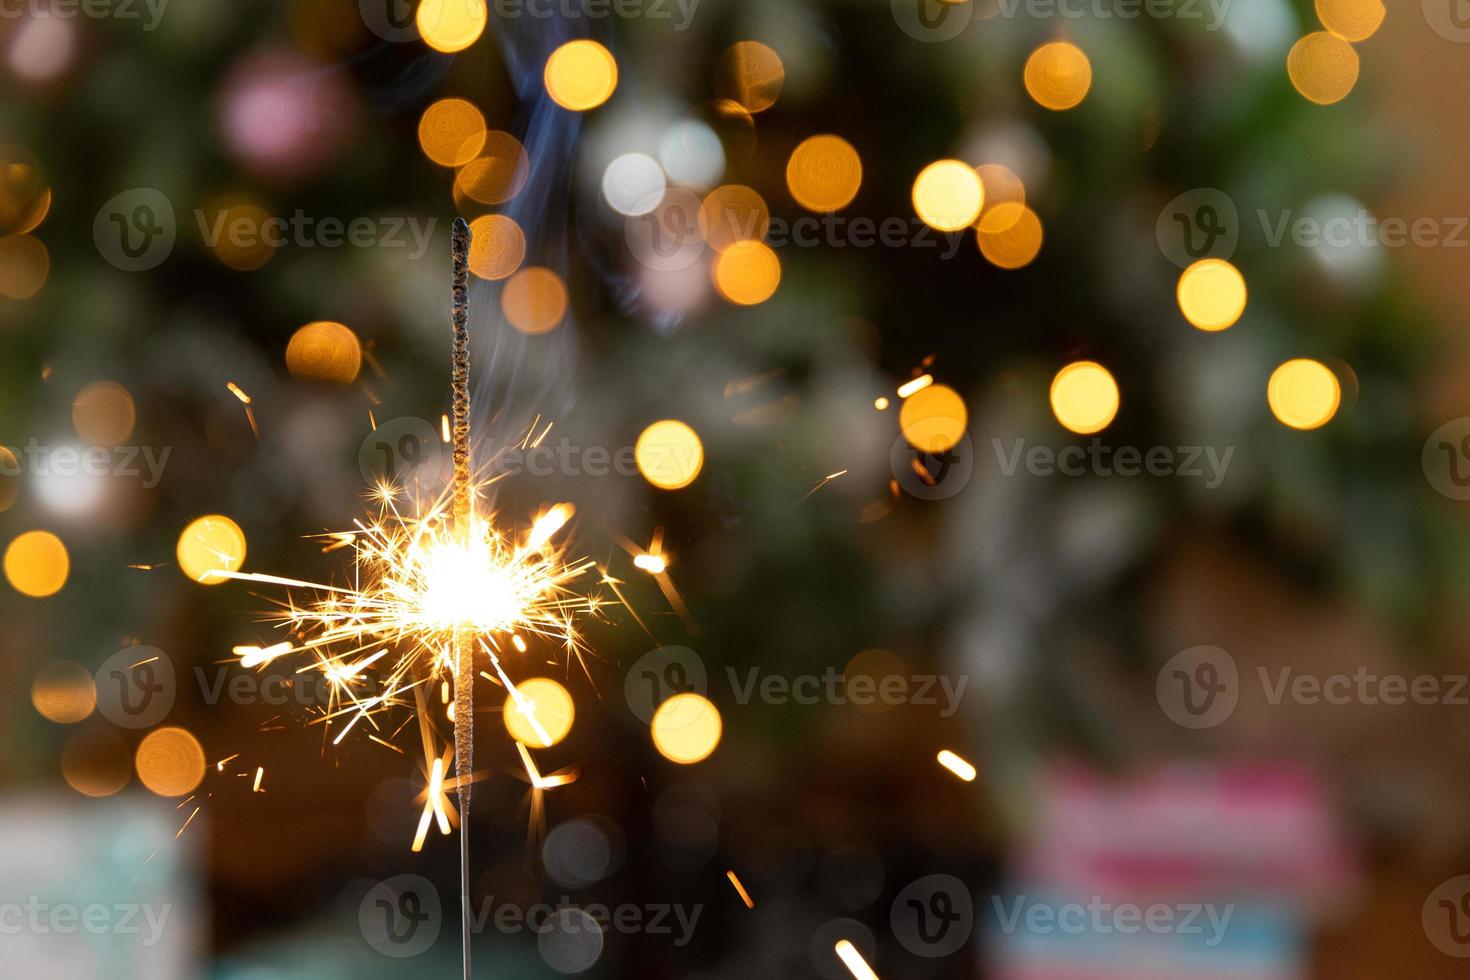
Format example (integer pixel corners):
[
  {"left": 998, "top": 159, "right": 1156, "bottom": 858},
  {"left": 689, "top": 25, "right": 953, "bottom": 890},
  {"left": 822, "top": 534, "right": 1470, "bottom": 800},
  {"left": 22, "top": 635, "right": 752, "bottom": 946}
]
[
  {"left": 635, "top": 420, "right": 704, "bottom": 490},
  {"left": 713, "top": 240, "right": 781, "bottom": 305},
  {"left": 0, "top": 145, "right": 50, "bottom": 236},
  {"left": 912, "top": 160, "right": 984, "bottom": 233},
  {"left": 1268, "top": 358, "right": 1341, "bottom": 429},
  {"left": 1316, "top": 0, "right": 1383, "bottom": 42},
  {"left": 786, "top": 135, "right": 862, "bottom": 212},
  {"left": 1288, "top": 32, "right": 1359, "bottom": 105},
  {"left": 31, "top": 661, "right": 96, "bottom": 724},
  {"left": 4, "top": 529, "right": 68, "bottom": 597},
  {"left": 699, "top": 184, "right": 769, "bottom": 252},
  {"left": 455, "top": 132, "right": 531, "bottom": 205},
  {"left": 467, "top": 214, "right": 525, "bottom": 281},
  {"left": 602, "top": 153, "right": 666, "bottom": 216},
  {"left": 1024, "top": 42, "right": 1093, "bottom": 111},
  {"left": 501, "top": 266, "right": 568, "bottom": 334},
  {"left": 975, "top": 163, "right": 1026, "bottom": 228},
  {"left": 418, "top": 98, "right": 487, "bottom": 167},
  {"left": 977, "top": 203, "right": 1043, "bottom": 269},
  {"left": 544, "top": 40, "right": 618, "bottom": 111},
  {"left": 135, "top": 726, "right": 207, "bottom": 797},
  {"left": 504, "top": 677, "right": 574, "bottom": 746},
  {"left": 204, "top": 200, "right": 275, "bottom": 272},
  {"left": 416, "top": 0, "right": 487, "bottom": 53},
  {"left": 651, "top": 693, "right": 722, "bottom": 764},
  {"left": 72, "top": 381, "right": 136, "bottom": 447},
  {"left": 286, "top": 320, "right": 362, "bottom": 384},
  {"left": 0, "top": 234, "right": 49, "bottom": 298},
  {"left": 1177, "top": 258, "right": 1247, "bottom": 331},
  {"left": 61, "top": 729, "right": 131, "bottom": 798},
  {"left": 899, "top": 383, "right": 968, "bottom": 453},
  {"left": 659, "top": 120, "right": 725, "bottom": 188},
  {"left": 177, "top": 514, "right": 247, "bottom": 585},
  {"left": 715, "top": 41, "right": 784, "bottom": 114},
  {"left": 1050, "top": 361, "right": 1120, "bottom": 434}
]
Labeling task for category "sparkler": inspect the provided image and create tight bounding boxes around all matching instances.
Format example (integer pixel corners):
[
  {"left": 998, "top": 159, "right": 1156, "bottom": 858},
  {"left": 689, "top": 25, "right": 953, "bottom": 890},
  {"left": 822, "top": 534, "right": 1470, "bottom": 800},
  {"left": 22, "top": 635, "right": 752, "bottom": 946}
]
[{"left": 220, "top": 218, "right": 607, "bottom": 980}]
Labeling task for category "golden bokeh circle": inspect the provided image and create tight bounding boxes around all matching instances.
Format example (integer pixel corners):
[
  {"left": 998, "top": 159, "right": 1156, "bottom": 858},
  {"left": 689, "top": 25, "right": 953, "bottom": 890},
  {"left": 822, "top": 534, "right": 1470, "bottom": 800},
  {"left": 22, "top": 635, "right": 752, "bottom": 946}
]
[
  {"left": 286, "top": 320, "right": 362, "bottom": 384},
  {"left": 713, "top": 240, "right": 781, "bottom": 306},
  {"left": 650, "top": 692, "right": 722, "bottom": 764},
  {"left": 544, "top": 39, "right": 618, "bottom": 111},
  {"left": 501, "top": 266, "right": 568, "bottom": 334},
  {"left": 1050, "top": 361, "right": 1120, "bottom": 435},
  {"left": 786, "top": 135, "right": 863, "bottom": 213},
  {"left": 1024, "top": 41, "right": 1093, "bottom": 111},
  {"left": 975, "top": 164, "right": 1027, "bottom": 230},
  {"left": 177, "top": 515, "right": 246, "bottom": 585},
  {"left": 416, "top": 0, "right": 487, "bottom": 53},
  {"left": 714, "top": 41, "right": 784, "bottom": 114},
  {"left": 635, "top": 419, "right": 704, "bottom": 490},
  {"left": 912, "top": 161, "right": 984, "bottom": 233},
  {"left": 1268, "top": 359, "right": 1340, "bottom": 430},
  {"left": 467, "top": 214, "right": 526, "bottom": 281},
  {"left": 455, "top": 132, "right": 531, "bottom": 206},
  {"left": 135, "top": 726, "right": 207, "bottom": 797},
  {"left": 1316, "top": 0, "right": 1384, "bottom": 42},
  {"left": 5, "top": 530, "right": 69, "bottom": 597},
  {"left": 899, "top": 383, "right": 968, "bottom": 453},
  {"left": 1287, "top": 32, "right": 1359, "bottom": 105},
  {"left": 698, "top": 184, "right": 769, "bottom": 253},
  {"left": 977, "top": 203, "right": 1044, "bottom": 269},
  {"left": 62, "top": 729, "right": 131, "bottom": 798},
  {"left": 503, "top": 677, "right": 574, "bottom": 747},
  {"left": 72, "top": 381, "right": 136, "bottom": 447},
  {"left": 419, "top": 98, "right": 488, "bottom": 168},
  {"left": 0, "top": 234, "right": 49, "bottom": 299},
  {"left": 31, "top": 661, "right": 96, "bottom": 724},
  {"left": 1176, "top": 258, "right": 1247, "bottom": 332}
]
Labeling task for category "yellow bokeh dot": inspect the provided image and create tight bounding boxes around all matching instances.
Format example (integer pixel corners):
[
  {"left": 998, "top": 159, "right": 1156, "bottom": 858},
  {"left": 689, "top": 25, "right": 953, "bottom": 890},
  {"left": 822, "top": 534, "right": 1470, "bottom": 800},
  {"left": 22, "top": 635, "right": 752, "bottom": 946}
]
[
  {"left": 5, "top": 530, "right": 68, "bottom": 597},
  {"left": 1177, "top": 258, "right": 1247, "bottom": 332},
  {"left": 975, "top": 164, "right": 1026, "bottom": 230},
  {"left": 1024, "top": 41, "right": 1093, "bottom": 111},
  {"left": 899, "top": 383, "right": 968, "bottom": 453},
  {"left": 544, "top": 40, "right": 618, "bottom": 111},
  {"left": 177, "top": 515, "right": 246, "bottom": 585},
  {"left": 416, "top": 0, "right": 486, "bottom": 53},
  {"left": 786, "top": 135, "right": 862, "bottom": 213},
  {"left": 651, "top": 693, "right": 722, "bottom": 764},
  {"left": 1287, "top": 32, "right": 1359, "bottom": 105},
  {"left": 713, "top": 240, "right": 781, "bottom": 306},
  {"left": 699, "top": 184, "right": 769, "bottom": 253},
  {"left": 135, "top": 726, "right": 206, "bottom": 798},
  {"left": 206, "top": 201, "right": 275, "bottom": 272},
  {"left": 715, "top": 41, "right": 784, "bottom": 114},
  {"left": 455, "top": 132, "right": 531, "bottom": 206},
  {"left": 1316, "top": 0, "right": 1383, "bottom": 42},
  {"left": 286, "top": 320, "right": 362, "bottom": 384},
  {"left": 419, "top": 98, "right": 488, "bottom": 168},
  {"left": 31, "top": 661, "right": 96, "bottom": 724},
  {"left": 62, "top": 729, "right": 131, "bottom": 798},
  {"left": 501, "top": 266, "right": 568, "bottom": 334},
  {"left": 635, "top": 419, "right": 704, "bottom": 490},
  {"left": 72, "top": 381, "right": 136, "bottom": 447},
  {"left": 503, "top": 677, "right": 574, "bottom": 747},
  {"left": 0, "top": 234, "right": 49, "bottom": 298},
  {"left": 977, "top": 203, "right": 1043, "bottom": 269},
  {"left": 467, "top": 214, "right": 526, "bottom": 280},
  {"left": 913, "top": 160, "right": 984, "bottom": 233},
  {"left": 1050, "top": 361, "right": 1120, "bottom": 435},
  {"left": 1268, "top": 358, "right": 1340, "bottom": 430}
]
